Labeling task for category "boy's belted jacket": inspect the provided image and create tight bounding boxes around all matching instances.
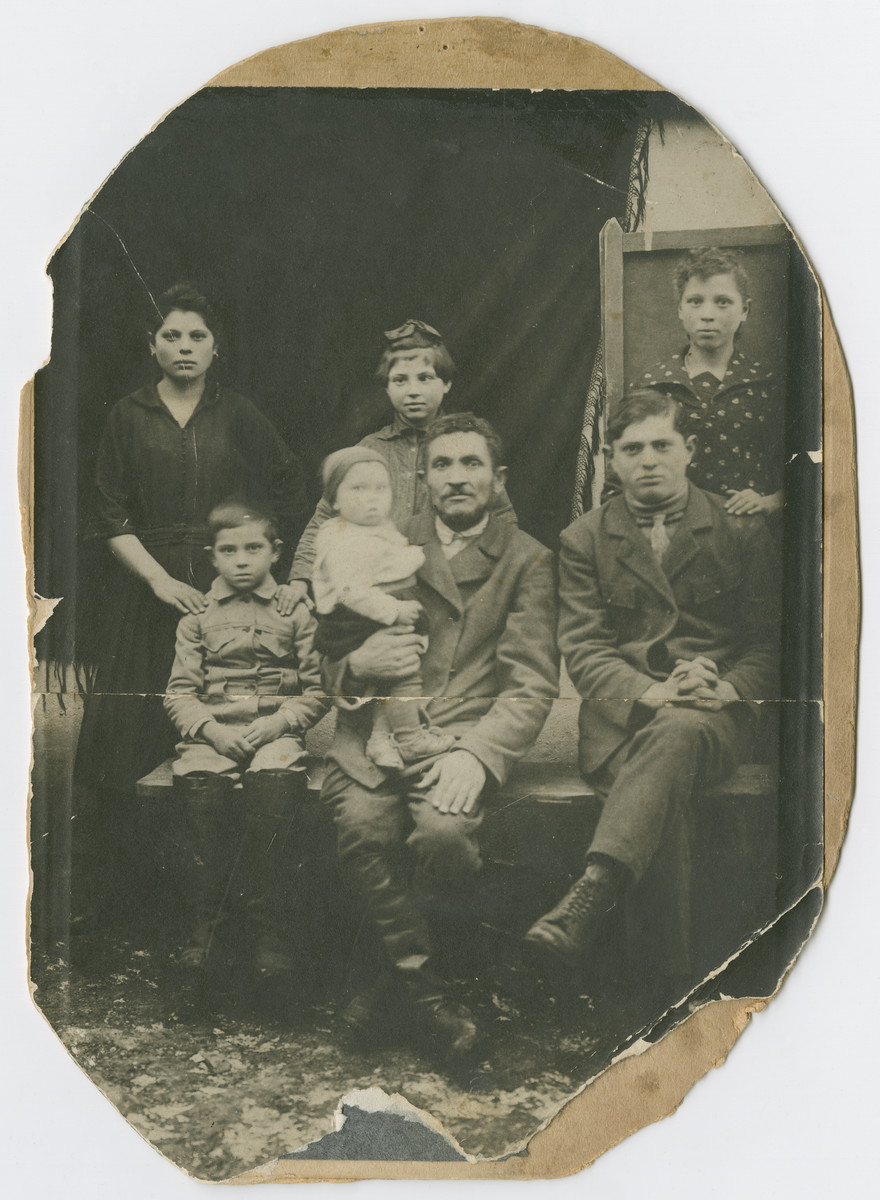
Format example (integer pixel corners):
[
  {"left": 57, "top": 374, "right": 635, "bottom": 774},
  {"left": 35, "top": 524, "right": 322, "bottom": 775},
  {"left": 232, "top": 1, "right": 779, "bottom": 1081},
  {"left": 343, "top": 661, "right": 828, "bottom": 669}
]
[{"left": 164, "top": 575, "right": 327, "bottom": 738}]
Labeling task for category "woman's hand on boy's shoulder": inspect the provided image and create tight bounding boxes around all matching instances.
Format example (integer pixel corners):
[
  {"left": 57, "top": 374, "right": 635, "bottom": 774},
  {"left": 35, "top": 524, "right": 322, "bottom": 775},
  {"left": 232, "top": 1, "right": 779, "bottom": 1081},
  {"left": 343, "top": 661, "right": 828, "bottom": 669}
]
[
  {"left": 150, "top": 573, "right": 208, "bottom": 615},
  {"left": 275, "top": 580, "right": 311, "bottom": 615},
  {"left": 724, "top": 488, "right": 782, "bottom": 517}
]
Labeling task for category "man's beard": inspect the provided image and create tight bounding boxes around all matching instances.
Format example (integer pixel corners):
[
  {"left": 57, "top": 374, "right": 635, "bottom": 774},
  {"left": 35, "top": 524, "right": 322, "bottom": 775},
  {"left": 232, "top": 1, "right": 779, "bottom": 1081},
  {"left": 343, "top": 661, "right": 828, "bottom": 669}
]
[{"left": 438, "top": 499, "right": 488, "bottom": 532}]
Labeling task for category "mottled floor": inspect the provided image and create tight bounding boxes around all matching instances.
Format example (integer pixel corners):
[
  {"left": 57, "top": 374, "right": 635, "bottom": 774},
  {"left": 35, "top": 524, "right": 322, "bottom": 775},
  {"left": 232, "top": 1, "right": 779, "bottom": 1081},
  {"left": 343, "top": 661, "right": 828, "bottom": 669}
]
[{"left": 31, "top": 931, "right": 649, "bottom": 1182}]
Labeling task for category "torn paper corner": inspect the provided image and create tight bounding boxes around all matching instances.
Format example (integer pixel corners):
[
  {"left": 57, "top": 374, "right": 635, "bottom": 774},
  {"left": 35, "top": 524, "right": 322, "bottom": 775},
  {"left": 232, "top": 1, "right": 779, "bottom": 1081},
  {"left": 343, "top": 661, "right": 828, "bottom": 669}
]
[
  {"left": 287, "top": 1085, "right": 473, "bottom": 1162},
  {"left": 31, "top": 594, "right": 62, "bottom": 637},
  {"left": 334, "top": 1087, "right": 418, "bottom": 1120},
  {"left": 337, "top": 1086, "right": 468, "bottom": 1146}
]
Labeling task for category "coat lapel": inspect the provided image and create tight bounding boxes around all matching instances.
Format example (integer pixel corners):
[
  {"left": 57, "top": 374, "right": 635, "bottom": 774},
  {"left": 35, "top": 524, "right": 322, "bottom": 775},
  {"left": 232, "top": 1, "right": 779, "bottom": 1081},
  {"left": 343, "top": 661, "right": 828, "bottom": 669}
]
[
  {"left": 661, "top": 486, "right": 713, "bottom": 582},
  {"left": 405, "top": 511, "right": 511, "bottom": 613},
  {"left": 448, "top": 517, "right": 508, "bottom": 589},
  {"left": 604, "top": 498, "right": 675, "bottom": 604},
  {"left": 406, "top": 510, "right": 463, "bottom": 614}
]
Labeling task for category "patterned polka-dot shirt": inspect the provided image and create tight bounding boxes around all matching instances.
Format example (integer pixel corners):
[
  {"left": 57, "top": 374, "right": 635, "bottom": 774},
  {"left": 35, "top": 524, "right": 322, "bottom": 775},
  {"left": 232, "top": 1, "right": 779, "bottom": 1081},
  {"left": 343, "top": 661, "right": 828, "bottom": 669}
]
[{"left": 629, "top": 348, "right": 783, "bottom": 496}]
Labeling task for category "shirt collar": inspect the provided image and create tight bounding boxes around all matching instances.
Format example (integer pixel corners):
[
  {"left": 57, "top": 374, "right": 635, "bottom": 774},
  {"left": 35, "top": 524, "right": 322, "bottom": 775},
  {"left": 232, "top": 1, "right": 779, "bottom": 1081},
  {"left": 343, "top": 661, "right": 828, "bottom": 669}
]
[
  {"left": 133, "top": 379, "right": 221, "bottom": 410},
  {"left": 625, "top": 482, "right": 690, "bottom": 520},
  {"left": 378, "top": 410, "right": 446, "bottom": 439},
  {"left": 434, "top": 512, "right": 490, "bottom": 545},
  {"left": 209, "top": 573, "right": 278, "bottom": 602},
  {"left": 680, "top": 345, "right": 754, "bottom": 383}
]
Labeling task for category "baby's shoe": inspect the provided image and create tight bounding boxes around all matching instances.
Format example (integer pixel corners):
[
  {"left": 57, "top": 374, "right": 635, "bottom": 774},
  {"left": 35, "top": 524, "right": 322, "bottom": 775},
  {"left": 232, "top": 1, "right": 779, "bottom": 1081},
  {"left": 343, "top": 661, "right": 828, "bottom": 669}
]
[
  {"left": 393, "top": 726, "right": 456, "bottom": 765},
  {"left": 366, "top": 729, "right": 405, "bottom": 770}
]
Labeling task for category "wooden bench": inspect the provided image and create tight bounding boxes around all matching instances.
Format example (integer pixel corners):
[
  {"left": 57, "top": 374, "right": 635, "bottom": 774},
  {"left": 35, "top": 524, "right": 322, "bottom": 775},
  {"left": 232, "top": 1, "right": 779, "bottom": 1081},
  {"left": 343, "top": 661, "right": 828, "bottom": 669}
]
[
  {"left": 137, "top": 758, "right": 778, "bottom": 973},
  {"left": 137, "top": 757, "right": 327, "bottom": 800},
  {"left": 137, "top": 756, "right": 774, "bottom": 807},
  {"left": 136, "top": 758, "right": 776, "bottom": 879}
]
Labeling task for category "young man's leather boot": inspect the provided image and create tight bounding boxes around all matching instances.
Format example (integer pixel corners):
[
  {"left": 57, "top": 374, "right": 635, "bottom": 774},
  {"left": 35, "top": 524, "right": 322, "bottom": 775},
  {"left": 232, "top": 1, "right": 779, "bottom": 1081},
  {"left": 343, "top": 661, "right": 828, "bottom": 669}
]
[{"left": 523, "top": 856, "right": 626, "bottom": 968}]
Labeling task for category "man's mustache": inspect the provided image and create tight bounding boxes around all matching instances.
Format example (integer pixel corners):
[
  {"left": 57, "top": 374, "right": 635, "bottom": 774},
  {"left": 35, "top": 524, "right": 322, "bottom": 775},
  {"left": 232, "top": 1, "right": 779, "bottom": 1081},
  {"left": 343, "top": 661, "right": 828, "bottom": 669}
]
[{"left": 442, "top": 484, "right": 474, "bottom": 496}]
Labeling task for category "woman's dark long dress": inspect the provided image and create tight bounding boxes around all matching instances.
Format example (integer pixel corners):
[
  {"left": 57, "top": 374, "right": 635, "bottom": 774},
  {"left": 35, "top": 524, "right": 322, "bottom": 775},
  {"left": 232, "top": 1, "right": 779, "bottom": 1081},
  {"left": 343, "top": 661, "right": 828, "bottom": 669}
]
[{"left": 75, "top": 380, "right": 308, "bottom": 793}]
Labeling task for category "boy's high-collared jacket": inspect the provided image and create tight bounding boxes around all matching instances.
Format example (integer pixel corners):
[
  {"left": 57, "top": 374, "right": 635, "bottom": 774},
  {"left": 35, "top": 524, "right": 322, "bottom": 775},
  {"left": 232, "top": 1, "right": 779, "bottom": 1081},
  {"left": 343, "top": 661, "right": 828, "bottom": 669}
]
[{"left": 164, "top": 575, "right": 327, "bottom": 740}]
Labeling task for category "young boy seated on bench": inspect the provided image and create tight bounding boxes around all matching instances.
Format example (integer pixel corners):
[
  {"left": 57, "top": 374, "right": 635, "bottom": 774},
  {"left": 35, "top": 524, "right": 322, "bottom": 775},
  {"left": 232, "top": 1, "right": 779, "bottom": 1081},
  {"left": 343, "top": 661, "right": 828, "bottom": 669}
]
[{"left": 163, "top": 499, "right": 326, "bottom": 988}]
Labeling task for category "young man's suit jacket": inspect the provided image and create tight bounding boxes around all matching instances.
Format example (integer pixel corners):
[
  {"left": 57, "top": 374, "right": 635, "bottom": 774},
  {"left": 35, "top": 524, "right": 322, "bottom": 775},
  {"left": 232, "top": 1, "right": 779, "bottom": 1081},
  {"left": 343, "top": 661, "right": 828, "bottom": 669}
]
[
  {"left": 324, "top": 510, "right": 560, "bottom": 791},
  {"left": 558, "top": 485, "right": 781, "bottom": 777}
]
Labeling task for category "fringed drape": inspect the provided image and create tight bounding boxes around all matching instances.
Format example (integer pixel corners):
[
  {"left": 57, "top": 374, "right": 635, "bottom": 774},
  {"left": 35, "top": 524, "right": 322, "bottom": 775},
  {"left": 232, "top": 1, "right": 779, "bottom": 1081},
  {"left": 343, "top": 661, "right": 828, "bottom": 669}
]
[
  {"left": 623, "top": 118, "right": 652, "bottom": 235},
  {"left": 570, "top": 339, "right": 606, "bottom": 523},
  {"left": 570, "top": 117, "right": 653, "bottom": 521}
]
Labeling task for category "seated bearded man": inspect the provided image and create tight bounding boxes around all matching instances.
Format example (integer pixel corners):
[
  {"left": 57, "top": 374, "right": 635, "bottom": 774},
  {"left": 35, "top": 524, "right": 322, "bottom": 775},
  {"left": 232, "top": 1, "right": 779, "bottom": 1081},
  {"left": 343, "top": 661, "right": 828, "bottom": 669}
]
[{"left": 320, "top": 412, "right": 560, "bottom": 1062}]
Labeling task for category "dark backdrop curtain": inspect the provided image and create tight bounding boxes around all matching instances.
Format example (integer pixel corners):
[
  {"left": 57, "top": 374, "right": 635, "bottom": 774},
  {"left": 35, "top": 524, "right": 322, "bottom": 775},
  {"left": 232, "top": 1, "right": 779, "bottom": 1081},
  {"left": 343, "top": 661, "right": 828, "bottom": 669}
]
[{"left": 34, "top": 87, "right": 656, "bottom": 667}]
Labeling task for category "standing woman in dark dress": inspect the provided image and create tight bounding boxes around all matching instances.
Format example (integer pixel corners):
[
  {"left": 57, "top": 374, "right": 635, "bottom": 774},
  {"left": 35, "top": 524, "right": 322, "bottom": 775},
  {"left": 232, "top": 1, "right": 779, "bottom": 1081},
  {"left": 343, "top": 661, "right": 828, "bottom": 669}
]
[{"left": 74, "top": 284, "right": 308, "bottom": 919}]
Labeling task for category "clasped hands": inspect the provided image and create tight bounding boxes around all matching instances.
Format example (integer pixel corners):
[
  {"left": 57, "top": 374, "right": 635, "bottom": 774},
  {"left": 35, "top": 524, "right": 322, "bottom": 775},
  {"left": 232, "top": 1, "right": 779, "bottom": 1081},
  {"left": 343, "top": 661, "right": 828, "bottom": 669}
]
[
  {"left": 202, "top": 712, "right": 291, "bottom": 762},
  {"left": 640, "top": 655, "right": 740, "bottom": 712}
]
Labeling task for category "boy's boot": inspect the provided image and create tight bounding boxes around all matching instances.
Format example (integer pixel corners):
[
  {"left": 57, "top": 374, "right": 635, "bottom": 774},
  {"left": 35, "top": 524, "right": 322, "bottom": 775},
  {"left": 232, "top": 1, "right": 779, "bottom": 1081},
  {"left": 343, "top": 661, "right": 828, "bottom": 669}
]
[
  {"left": 170, "top": 772, "right": 236, "bottom": 976},
  {"left": 238, "top": 769, "right": 307, "bottom": 979},
  {"left": 339, "top": 969, "right": 397, "bottom": 1043}
]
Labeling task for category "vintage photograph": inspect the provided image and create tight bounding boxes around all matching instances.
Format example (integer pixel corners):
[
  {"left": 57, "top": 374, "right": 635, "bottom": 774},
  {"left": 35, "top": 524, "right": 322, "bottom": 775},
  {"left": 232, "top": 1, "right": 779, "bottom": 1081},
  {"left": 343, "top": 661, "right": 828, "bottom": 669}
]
[{"left": 27, "top": 74, "right": 823, "bottom": 1178}]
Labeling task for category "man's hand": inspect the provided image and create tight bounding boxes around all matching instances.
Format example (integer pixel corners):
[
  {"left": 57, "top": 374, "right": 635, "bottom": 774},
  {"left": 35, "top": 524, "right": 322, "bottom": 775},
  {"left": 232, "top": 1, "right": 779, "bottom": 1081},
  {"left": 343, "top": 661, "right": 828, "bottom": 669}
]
[
  {"left": 413, "top": 749, "right": 486, "bottom": 815},
  {"left": 243, "top": 712, "right": 290, "bottom": 750},
  {"left": 641, "top": 660, "right": 740, "bottom": 711},
  {"left": 673, "top": 658, "right": 739, "bottom": 707},
  {"left": 638, "top": 677, "right": 689, "bottom": 709},
  {"left": 684, "top": 678, "right": 740, "bottom": 711},
  {"left": 203, "top": 721, "right": 253, "bottom": 762},
  {"left": 348, "top": 626, "right": 423, "bottom": 682},
  {"left": 275, "top": 580, "right": 310, "bottom": 616},
  {"left": 671, "top": 656, "right": 719, "bottom": 693}
]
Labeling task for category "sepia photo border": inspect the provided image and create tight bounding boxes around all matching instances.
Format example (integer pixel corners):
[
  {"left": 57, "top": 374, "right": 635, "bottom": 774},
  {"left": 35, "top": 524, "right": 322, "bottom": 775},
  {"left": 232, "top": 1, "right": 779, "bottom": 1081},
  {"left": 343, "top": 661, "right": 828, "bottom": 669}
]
[{"left": 15, "top": 11, "right": 859, "bottom": 1189}]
